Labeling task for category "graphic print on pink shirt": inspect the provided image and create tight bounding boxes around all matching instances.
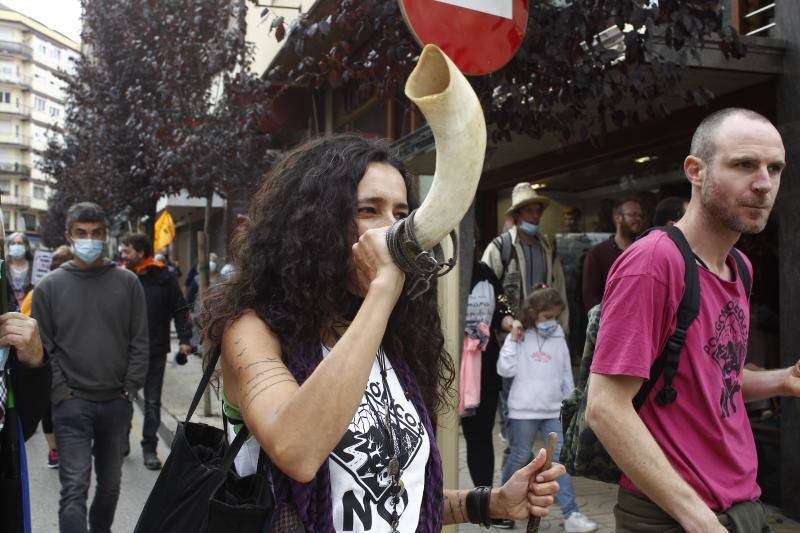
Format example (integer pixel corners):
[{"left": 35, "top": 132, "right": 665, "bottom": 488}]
[
  {"left": 591, "top": 230, "right": 759, "bottom": 511},
  {"left": 705, "top": 300, "right": 748, "bottom": 419}
]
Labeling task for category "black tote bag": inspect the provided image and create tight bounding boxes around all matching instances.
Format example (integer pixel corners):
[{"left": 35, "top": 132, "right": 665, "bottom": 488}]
[{"left": 134, "top": 346, "right": 276, "bottom": 533}]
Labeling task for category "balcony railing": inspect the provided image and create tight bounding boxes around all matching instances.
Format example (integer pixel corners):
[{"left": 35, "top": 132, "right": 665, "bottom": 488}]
[
  {"left": 0, "top": 41, "right": 33, "bottom": 59},
  {"left": 0, "top": 105, "right": 31, "bottom": 118},
  {"left": 0, "top": 134, "right": 30, "bottom": 147},
  {"left": 0, "top": 194, "right": 31, "bottom": 207},
  {"left": 0, "top": 74, "right": 32, "bottom": 89},
  {"left": 0, "top": 162, "right": 31, "bottom": 177}
]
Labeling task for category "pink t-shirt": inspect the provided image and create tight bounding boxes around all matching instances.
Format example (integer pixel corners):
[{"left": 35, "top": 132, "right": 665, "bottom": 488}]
[{"left": 591, "top": 230, "right": 759, "bottom": 511}]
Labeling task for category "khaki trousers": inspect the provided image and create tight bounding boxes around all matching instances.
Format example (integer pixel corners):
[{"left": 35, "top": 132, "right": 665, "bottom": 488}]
[{"left": 614, "top": 487, "right": 770, "bottom": 533}]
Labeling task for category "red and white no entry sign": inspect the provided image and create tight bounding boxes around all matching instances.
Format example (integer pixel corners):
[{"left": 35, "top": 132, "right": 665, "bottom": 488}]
[{"left": 398, "top": 0, "right": 529, "bottom": 75}]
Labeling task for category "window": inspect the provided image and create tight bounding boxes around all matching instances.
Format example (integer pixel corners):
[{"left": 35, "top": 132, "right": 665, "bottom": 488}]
[
  {"left": 39, "top": 44, "right": 46, "bottom": 55},
  {"left": 0, "top": 180, "right": 9, "bottom": 194},
  {"left": 49, "top": 106, "right": 60, "bottom": 117},
  {"left": 34, "top": 97, "right": 45, "bottom": 112},
  {"left": 1, "top": 92, "right": 9, "bottom": 104},
  {"left": 22, "top": 214, "right": 36, "bottom": 231},
  {"left": 33, "top": 186, "right": 45, "bottom": 200}
]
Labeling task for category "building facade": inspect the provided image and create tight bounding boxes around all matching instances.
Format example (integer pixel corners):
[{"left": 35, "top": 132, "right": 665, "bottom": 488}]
[{"left": 0, "top": 3, "right": 79, "bottom": 240}]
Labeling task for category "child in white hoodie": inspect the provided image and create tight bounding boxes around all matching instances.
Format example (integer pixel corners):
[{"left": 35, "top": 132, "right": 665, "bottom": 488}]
[{"left": 497, "top": 284, "right": 597, "bottom": 533}]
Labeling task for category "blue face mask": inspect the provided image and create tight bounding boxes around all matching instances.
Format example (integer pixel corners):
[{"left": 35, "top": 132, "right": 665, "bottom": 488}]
[
  {"left": 73, "top": 239, "right": 105, "bottom": 264},
  {"left": 519, "top": 221, "right": 540, "bottom": 235},
  {"left": 536, "top": 319, "right": 558, "bottom": 338},
  {"left": 8, "top": 244, "right": 25, "bottom": 259}
]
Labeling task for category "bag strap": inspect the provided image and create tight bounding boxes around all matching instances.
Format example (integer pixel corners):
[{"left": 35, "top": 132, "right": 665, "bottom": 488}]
[
  {"left": 206, "top": 423, "right": 251, "bottom": 480},
  {"left": 185, "top": 345, "right": 222, "bottom": 423},
  {"left": 500, "top": 231, "right": 514, "bottom": 272},
  {"left": 730, "top": 248, "right": 751, "bottom": 296},
  {"left": 633, "top": 226, "right": 700, "bottom": 409}
]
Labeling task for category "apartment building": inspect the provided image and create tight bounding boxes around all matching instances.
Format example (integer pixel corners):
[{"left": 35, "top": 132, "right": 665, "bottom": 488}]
[{"left": 0, "top": 3, "right": 79, "bottom": 239}]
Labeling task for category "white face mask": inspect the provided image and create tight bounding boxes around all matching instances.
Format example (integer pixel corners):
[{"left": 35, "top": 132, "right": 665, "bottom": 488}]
[
  {"left": 8, "top": 244, "right": 25, "bottom": 259},
  {"left": 72, "top": 239, "right": 105, "bottom": 264},
  {"left": 536, "top": 319, "right": 558, "bottom": 337},
  {"left": 519, "top": 221, "right": 540, "bottom": 235}
]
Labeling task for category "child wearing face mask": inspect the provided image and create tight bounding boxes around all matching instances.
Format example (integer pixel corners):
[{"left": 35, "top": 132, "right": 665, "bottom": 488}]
[{"left": 497, "top": 284, "right": 598, "bottom": 532}]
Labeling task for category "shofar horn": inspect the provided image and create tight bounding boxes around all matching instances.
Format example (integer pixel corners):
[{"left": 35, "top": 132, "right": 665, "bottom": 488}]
[
  {"left": 387, "top": 44, "right": 486, "bottom": 297},
  {"left": 406, "top": 44, "right": 486, "bottom": 248}
]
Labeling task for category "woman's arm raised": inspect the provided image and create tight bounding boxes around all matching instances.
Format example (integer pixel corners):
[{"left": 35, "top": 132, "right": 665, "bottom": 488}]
[{"left": 221, "top": 227, "right": 404, "bottom": 482}]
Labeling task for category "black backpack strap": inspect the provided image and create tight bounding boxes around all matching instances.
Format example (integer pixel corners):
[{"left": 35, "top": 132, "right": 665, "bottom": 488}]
[
  {"left": 729, "top": 247, "right": 751, "bottom": 296},
  {"left": 633, "top": 226, "right": 700, "bottom": 409}
]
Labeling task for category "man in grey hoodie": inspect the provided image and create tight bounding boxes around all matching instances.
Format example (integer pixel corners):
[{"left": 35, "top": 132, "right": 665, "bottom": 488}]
[{"left": 32, "top": 202, "right": 149, "bottom": 533}]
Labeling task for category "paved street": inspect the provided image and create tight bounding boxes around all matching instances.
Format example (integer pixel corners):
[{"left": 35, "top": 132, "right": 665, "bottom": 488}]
[{"left": 26, "top": 400, "right": 170, "bottom": 533}]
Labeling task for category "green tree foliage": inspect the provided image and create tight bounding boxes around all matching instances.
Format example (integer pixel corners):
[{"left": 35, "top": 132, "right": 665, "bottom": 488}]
[
  {"left": 40, "top": 0, "right": 274, "bottom": 246},
  {"left": 263, "top": 0, "right": 744, "bottom": 143}
]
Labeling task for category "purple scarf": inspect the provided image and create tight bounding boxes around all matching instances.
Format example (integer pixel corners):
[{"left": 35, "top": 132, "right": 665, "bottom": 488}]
[{"left": 280, "top": 343, "right": 444, "bottom": 532}]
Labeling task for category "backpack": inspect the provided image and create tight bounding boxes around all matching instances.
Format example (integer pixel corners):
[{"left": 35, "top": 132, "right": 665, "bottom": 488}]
[{"left": 559, "top": 226, "right": 751, "bottom": 483}]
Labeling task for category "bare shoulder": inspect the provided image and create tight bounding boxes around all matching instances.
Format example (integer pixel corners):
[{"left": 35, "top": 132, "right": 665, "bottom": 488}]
[
  {"left": 222, "top": 309, "right": 282, "bottom": 356},
  {"left": 221, "top": 310, "right": 295, "bottom": 413}
]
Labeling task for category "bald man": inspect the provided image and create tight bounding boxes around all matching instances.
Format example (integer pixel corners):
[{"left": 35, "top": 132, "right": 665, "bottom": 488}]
[{"left": 586, "top": 108, "right": 800, "bottom": 532}]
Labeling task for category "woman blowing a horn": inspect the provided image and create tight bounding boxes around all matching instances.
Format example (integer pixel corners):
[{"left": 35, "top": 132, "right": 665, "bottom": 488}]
[{"left": 199, "top": 134, "right": 563, "bottom": 532}]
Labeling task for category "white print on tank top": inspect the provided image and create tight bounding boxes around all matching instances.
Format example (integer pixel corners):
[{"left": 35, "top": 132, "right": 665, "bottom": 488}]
[
  {"left": 227, "top": 347, "right": 431, "bottom": 532},
  {"left": 324, "top": 347, "right": 430, "bottom": 532}
]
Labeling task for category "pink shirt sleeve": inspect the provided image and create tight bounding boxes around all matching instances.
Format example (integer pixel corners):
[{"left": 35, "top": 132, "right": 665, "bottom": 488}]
[{"left": 591, "top": 233, "right": 684, "bottom": 379}]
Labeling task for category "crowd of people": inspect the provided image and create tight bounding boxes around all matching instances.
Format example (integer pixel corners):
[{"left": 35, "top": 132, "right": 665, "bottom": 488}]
[{"left": 0, "top": 107, "right": 798, "bottom": 533}]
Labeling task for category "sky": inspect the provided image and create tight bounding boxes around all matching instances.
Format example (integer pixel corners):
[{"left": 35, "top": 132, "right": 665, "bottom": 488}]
[{"left": 3, "top": 0, "right": 82, "bottom": 42}]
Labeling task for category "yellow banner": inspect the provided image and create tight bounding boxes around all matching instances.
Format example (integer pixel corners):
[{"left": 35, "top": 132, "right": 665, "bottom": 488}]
[{"left": 153, "top": 209, "right": 176, "bottom": 252}]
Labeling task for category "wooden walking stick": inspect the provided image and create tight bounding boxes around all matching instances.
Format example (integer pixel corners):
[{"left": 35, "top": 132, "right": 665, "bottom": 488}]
[{"left": 526, "top": 432, "right": 558, "bottom": 533}]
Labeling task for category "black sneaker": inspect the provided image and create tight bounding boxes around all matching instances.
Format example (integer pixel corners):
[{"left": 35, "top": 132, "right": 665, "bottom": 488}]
[
  {"left": 491, "top": 518, "right": 515, "bottom": 529},
  {"left": 47, "top": 449, "right": 59, "bottom": 469},
  {"left": 143, "top": 451, "right": 162, "bottom": 470}
]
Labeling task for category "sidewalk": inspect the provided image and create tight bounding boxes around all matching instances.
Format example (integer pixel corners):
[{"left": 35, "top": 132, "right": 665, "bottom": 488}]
[{"left": 160, "top": 336, "right": 800, "bottom": 532}]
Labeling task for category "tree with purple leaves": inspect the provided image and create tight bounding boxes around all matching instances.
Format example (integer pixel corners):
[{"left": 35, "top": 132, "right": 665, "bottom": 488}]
[{"left": 39, "top": 0, "right": 275, "bottom": 247}]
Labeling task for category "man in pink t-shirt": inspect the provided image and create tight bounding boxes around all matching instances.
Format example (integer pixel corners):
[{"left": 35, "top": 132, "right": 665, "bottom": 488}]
[{"left": 586, "top": 108, "right": 800, "bottom": 532}]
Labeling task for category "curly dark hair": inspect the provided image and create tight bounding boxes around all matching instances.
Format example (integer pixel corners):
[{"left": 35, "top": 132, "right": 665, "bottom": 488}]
[{"left": 200, "top": 134, "right": 454, "bottom": 417}]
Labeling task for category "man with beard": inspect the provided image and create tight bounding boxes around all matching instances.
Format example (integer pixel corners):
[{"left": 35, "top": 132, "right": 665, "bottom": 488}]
[
  {"left": 581, "top": 198, "right": 644, "bottom": 314},
  {"left": 586, "top": 108, "right": 800, "bottom": 531},
  {"left": 120, "top": 233, "right": 193, "bottom": 470}
]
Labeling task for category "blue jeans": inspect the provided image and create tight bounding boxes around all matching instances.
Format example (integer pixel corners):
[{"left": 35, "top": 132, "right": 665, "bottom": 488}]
[
  {"left": 52, "top": 397, "right": 133, "bottom": 533},
  {"left": 501, "top": 417, "right": 579, "bottom": 519},
  {"left": 498, "top": 377, "right": 513, "bottom": 441}
]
